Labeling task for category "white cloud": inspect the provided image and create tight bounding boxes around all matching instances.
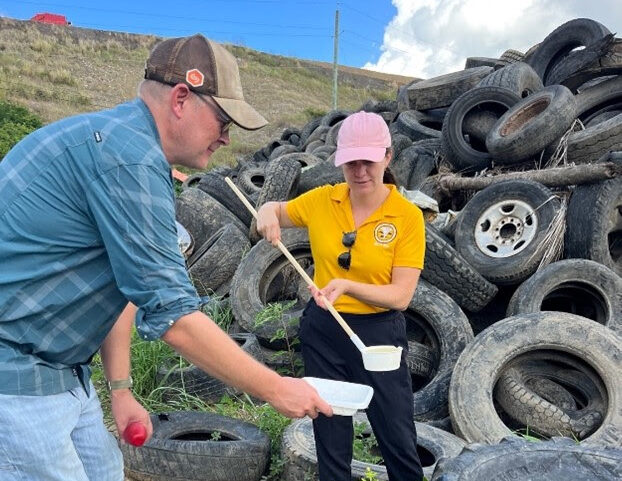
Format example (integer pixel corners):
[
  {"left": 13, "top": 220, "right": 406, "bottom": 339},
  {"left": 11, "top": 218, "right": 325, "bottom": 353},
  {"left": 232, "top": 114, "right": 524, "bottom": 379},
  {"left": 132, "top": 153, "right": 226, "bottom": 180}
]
[{"left": 364, "top": 0, "right": 622, "bottom": 78}]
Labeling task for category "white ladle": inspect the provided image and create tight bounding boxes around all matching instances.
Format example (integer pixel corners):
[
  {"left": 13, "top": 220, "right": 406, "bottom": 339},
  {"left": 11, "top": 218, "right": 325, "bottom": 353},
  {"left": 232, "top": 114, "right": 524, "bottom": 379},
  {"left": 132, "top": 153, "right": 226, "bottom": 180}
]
[{"left": 225, "top": 177, "right": 402, "bottom": 371}]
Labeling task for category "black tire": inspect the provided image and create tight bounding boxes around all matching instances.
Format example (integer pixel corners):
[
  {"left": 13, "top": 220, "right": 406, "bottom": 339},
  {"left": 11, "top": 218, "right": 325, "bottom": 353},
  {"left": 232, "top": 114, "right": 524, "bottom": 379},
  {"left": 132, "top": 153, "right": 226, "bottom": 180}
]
[
  {"left": 275, "top": 152, "right": 322, "bottom": 169},
  {"left": 407, "top": 341, "right": 437, "bottom": 380},
  {"left": 299, "top": 117, "right": 323, "bottom": 146},
  {"left": 121, "top": 411, "right": 270, "bottom": 481},
  {"left": 269, "top": 144, "right": 299, "bottom": 160},
  {"left": 394, "top": 110, "right": 442, "bottom": 142},
  {"left": 453, "top": 180, "right": 562, "bottom": 284},
  {"left": 477, "top": 62, "right": 543, "bottom": 98},
  {"left": 486, "top": 85, "right": 577, "bottom": 163},
  {"left": 298, "top": 160, "right": 344, "bottom": 194},
  {"left": 197, "top": 171, "right": 255, "bottom": 227},
  {"left": 302, "top": 125, "right": 330, "bottom": 150},
  {"left": 441, "top": 86, "right": 520, "bottom": 172},
  {"left": 324, "top": 120, "right": 343, "bottom": 147},
  {"left": 280, "top": 127, "right": 301, "bottom": 143},
  {"left": 236, "top": 162, "right": 267, "bottom": 199},
  {"left": 230, "top": 229, "right": 312, "bottom": 349},
  {"left": 566, "top": 113, "right": 622, "bottom": 164},
  {"left": 390, "top": 133, "right": 412, "bottom": 161},
  {"left": 157, "top": 333, "right": 263, "bottom": 403},
  {"left": 431, "top": 437, "right": 622, "bottom": 481},
  {"left": 506, "top": 259, "right": 622, "bottom": 333},
  {"left": 564, "top": 177, "right": 622, "bottom": 277},
  {"left": 175, "top": 189, "right": 247, "bottom": 248},
  {"left": 545, "top": 33, "right": 615, "bottom": 87},
  {"left": 499, "top": 49, "right": 525, "bottom": 63},
  {"left": 397, "top": 79, "right": 420, "bottom": 112},
  {"left": 464, "top": 57, "right": 499, "bottom": 69},
  {"left": 281, "top": 415, "right": 466, "bottom": 481},
  {"left": 406, "top": 280, "right": 474, "bottom": 421},
  {"left": 524, "top": 18, "right": 611, "bottom": 82},
  {"left": 250, "top": 158, "right": 301, "bottom": 243},
  {"left": 494, "top": 358, "right": 606, "bottom": 439},
  {"left": 448, "top": 312, "right": 622, "bottom": 445},
  {"left": 258, "top": 344, "right": 304, "bottom": 377},
  {"left": 311, "top": 145, "right": 336, "bottom": 161},
  {"left": 320, "top": 109, "right": 350, "bottom": 127},
  {"left": 360, "top": 99, "right": 398, "bottom": 113},
  {"left": 187, "top": 224, "right": 250, "bottom": 297},
  {"left": 422, "top": 224, "right": 498, "bottom": 312},
  {"left": 585, "top": 109, "right": 622, "bottom": 127},
  {"left": 181, "top": 172, "right": 204, "bottom": 190},
  {"left": 403, "top": 139, "right": 441, "bottom": 190},
  {"left": 406, "top": 66, "right": 493, "bottom": 111},
  {"left": 576, "top": 75, "right": 622, "bottom": 121},
  {"left": 391, "top": 139, "right": 438, "bottom": 189}
]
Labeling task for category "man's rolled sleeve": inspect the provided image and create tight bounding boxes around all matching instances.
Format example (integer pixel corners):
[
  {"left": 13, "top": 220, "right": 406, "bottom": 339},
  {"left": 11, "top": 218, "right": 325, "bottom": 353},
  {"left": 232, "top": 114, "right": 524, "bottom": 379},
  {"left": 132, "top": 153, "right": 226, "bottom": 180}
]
[{"left": 85, "top": 163, "right": 200, "bottom": 340}]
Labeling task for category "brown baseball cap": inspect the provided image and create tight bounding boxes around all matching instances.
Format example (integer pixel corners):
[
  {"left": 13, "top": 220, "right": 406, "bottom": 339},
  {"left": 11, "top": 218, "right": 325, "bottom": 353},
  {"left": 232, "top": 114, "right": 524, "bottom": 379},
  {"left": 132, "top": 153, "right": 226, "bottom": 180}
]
[{"left": 145, "top": 34, "right": 267, "bottom": 131}]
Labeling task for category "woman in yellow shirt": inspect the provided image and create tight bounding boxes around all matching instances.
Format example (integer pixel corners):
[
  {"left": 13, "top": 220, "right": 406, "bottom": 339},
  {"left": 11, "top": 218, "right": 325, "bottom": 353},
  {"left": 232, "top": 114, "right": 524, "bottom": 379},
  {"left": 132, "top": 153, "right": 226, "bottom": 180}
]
[{"left": 257, "top": 111, "right": 425, "bottom": 481}]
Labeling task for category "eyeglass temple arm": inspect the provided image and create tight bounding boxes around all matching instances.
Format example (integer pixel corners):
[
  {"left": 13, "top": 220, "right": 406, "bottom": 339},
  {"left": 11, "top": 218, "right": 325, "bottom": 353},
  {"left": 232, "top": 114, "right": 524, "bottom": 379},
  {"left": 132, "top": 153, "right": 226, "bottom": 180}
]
[{"left": 224, "top": 177, "right": 366, "bottom": 351}]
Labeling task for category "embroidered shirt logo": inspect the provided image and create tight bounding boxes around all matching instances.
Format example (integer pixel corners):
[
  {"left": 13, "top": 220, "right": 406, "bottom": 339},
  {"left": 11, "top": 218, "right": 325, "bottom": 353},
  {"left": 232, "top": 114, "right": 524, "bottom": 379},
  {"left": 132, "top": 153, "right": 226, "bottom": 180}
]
[
  {"left": 374, "top": 223, "right": 397, "bottom": 244},
  {"left": 186, "top": 68, "right": 204, "bottom": 87}
]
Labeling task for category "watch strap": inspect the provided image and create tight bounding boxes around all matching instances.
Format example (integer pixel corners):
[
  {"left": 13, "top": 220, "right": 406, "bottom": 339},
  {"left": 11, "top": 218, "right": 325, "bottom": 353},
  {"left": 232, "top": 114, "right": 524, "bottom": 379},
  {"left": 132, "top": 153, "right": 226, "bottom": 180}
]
[{"left": 107, "top": 377, "right": 133, "bottom": 391}]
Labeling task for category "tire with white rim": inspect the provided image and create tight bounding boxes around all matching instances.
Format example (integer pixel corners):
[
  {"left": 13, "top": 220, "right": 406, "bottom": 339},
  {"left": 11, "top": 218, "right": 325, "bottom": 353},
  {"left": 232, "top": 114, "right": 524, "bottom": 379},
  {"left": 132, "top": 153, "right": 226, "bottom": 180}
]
[{"left": 454, "top": 179, "right": 561, "bottom": 285}]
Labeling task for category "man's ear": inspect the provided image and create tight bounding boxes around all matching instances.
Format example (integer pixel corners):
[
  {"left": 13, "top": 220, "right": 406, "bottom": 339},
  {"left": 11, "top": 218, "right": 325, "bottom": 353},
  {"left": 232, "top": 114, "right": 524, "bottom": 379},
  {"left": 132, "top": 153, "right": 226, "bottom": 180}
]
[{"left": 170, "top": 83, "right": 192, "bottom": 119}]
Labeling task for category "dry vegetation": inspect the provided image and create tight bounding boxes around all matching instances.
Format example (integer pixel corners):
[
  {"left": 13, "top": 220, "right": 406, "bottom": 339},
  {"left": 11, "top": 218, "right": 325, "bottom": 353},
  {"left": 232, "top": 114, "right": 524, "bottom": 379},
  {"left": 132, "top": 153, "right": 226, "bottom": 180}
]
[{"left": 0, "top": 16, "right": 412, "bottom": 168}]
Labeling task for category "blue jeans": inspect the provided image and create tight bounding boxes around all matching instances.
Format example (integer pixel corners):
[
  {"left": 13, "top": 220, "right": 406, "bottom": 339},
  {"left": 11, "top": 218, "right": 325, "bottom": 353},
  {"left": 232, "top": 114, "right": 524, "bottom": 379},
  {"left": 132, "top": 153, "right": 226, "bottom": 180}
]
[{"left": 0, "top": 381, "right": 123, "bottom": 481}]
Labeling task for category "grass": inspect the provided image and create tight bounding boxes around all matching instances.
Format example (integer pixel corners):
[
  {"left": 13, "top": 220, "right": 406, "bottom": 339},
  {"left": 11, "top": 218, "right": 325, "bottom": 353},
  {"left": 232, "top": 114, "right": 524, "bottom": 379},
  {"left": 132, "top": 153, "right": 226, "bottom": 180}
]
[
  {"left": 90, "top": 297, "right": 392, "bottom": 480},
  {"left": 0, "top": 16, "right": 404, "bottom": 172}
]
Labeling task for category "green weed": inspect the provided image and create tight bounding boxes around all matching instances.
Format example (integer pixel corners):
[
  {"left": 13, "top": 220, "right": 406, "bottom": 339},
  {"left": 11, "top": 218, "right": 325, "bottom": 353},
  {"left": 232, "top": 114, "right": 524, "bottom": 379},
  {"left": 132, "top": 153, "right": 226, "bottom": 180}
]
[{"left": 254, "top": 300, "right": 302, "bottom": 376}]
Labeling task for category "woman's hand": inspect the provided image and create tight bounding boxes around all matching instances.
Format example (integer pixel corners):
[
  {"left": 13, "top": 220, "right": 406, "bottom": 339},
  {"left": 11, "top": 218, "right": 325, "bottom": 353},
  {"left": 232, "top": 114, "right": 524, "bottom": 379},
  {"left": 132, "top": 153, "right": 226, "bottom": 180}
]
[
  {"left": 256, "top": 202, "right": 282, "bottom": 246},
  {"left": 310, "top": 279, "right": 351, "bottom": 309}
]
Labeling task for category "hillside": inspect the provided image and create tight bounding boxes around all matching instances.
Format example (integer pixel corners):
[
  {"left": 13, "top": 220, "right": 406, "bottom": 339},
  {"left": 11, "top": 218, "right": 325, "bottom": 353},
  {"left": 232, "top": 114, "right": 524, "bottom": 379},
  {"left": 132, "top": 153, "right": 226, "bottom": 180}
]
[{"left": 0, "top": 16, "right": 413, "bottom": 167}]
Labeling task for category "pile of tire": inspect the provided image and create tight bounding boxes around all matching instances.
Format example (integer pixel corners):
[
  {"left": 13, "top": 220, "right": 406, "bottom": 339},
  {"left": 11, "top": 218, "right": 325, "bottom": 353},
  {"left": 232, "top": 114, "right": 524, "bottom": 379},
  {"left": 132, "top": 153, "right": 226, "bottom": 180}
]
[{"left": 162, "top": 17, "right": 622, "bottom": 481}]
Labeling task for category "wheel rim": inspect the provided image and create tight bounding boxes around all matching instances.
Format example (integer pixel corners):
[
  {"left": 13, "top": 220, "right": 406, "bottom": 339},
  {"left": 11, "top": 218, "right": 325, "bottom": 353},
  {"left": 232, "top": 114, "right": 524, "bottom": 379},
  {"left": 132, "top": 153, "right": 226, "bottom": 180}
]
[{"left": 474, "top": 199, "right": 538, "bottom": 258}]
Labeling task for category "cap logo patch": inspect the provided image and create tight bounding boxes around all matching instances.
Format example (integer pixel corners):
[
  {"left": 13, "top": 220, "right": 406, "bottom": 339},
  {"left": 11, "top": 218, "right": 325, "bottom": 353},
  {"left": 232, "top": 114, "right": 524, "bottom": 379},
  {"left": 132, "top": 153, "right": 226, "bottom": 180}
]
[
  {"left": 374, "top": 223, "right": 397, "bottom": 244},
  {"left": 186, "top": 68, "right": 204, "bottom": 87}
]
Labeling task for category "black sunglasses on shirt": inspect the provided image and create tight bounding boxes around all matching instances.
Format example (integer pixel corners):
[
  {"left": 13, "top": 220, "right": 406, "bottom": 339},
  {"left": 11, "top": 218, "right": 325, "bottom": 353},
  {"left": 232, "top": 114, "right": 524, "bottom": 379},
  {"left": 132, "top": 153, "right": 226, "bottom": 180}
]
[{"left": 337, "top": 230, "right": 356, "bottom": 270}]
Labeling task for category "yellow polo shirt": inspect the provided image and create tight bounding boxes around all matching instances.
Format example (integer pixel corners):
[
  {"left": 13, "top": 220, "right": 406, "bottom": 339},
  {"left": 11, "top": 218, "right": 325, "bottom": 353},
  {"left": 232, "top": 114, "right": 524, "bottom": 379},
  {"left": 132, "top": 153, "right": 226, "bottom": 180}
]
[{"left": 286, "top": 183, "right": 425, "bottom": 314}]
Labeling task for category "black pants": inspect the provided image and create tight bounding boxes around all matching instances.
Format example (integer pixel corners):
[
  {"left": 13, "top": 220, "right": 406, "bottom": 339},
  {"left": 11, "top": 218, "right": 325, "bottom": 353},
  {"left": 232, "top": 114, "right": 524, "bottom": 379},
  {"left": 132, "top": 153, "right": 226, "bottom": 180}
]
[{"left": 299, "top": 300, "right": 423, "bottom": 481}]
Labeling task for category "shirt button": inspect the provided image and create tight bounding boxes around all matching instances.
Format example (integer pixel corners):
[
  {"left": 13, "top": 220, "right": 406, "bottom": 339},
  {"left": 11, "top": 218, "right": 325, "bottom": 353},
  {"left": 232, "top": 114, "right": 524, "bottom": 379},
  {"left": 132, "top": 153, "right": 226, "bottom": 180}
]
[
  {"left": 143, "top": 335, "right": 148, "bottom": 339},
  {"left": 168, "top": 320, "right": 174, "bottom": 326}
]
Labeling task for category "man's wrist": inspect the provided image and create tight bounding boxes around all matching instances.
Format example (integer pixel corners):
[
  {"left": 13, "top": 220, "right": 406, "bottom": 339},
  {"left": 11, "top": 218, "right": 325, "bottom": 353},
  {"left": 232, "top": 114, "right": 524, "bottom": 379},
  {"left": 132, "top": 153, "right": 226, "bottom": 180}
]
[{"left": 107, "top": 377, "right": 133, "bottom": 391}]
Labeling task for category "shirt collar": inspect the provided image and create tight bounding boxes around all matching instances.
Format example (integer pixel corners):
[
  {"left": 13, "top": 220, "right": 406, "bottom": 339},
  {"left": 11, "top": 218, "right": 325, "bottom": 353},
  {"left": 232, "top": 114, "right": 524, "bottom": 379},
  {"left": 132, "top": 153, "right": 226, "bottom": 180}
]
[
  {"left": 330, "top": 183, "right": 403, "bottom": 224},
  {"left": 134, "top": 98, "right": 162, "bottom": 146}
]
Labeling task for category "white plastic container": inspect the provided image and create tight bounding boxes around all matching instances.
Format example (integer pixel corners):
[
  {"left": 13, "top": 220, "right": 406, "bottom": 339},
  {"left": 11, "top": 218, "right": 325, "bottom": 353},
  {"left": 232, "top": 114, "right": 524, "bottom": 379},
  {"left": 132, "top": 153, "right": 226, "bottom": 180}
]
[
  {"left": 361, "top": 345, "right": 403, "bottom": 371},
  {"left": 304, "top": 377, "right": 374, "bottom": 416}
]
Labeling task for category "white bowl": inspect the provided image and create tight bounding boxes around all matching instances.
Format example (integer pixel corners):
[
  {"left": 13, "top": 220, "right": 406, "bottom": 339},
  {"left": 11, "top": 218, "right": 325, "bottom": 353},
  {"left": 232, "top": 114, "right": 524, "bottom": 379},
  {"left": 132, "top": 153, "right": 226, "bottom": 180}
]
[
  {"left": 304, "top": 377, "right": 374, "bottom": 416},
  {"left": 362, "top": 345, "right": 402, "bottom": 371}
]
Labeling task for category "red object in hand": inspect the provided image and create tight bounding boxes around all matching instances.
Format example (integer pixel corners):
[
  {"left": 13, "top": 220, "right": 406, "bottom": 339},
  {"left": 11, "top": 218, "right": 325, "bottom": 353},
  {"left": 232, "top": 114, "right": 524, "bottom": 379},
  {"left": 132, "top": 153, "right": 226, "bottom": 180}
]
[{"left": 123, "top": 422, "right": 147, "bottom": 446}]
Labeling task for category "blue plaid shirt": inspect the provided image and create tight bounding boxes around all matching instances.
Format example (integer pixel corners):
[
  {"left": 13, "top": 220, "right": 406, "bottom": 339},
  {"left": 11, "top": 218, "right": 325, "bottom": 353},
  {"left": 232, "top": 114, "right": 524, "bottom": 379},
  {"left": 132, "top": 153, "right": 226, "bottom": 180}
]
[{"left": 0, "top": 99, "right": 200, "bottom": 395}]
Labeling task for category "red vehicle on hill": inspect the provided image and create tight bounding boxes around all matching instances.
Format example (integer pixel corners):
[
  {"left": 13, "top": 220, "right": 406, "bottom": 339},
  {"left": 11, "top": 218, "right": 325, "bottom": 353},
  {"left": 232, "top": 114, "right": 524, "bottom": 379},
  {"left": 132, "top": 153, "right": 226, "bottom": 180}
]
[{"left": 30, "top": 13, "right": 71, "bottom": 25}]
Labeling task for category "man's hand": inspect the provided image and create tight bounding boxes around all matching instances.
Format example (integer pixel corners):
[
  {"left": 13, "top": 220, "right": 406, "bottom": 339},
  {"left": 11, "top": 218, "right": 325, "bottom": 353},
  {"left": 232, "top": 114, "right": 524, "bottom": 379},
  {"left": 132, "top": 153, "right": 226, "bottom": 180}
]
[
  {"left": 110, "top": 389, "right": 153, "bottom": 443},
  {"left": 267, "top": 377, "right": 333, "bottom": 419}
]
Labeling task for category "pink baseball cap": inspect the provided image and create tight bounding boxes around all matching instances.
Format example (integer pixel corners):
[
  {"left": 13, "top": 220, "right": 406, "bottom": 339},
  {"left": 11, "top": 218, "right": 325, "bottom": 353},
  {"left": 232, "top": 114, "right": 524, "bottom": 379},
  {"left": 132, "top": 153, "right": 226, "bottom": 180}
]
[{"left": 334, "top": 111, "right": 391, "bottom": 167}]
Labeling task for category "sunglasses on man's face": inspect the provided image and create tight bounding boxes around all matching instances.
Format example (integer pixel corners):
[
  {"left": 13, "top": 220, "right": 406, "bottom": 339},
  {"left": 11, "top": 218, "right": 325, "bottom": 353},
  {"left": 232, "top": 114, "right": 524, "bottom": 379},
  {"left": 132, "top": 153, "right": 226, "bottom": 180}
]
[
  {"left": 194, "top": 93, "right": 234, "bottom": 135},
  {"left": 337, "top": 230, "right": 357, "bottom": 270}
]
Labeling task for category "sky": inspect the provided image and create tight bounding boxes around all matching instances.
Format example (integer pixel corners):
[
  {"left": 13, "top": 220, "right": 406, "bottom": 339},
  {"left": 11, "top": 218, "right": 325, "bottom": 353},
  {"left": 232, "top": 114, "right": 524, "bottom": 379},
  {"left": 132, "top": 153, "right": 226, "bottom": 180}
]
[{"left": 1, "top": 0, "right": 620, "bottom": 79}]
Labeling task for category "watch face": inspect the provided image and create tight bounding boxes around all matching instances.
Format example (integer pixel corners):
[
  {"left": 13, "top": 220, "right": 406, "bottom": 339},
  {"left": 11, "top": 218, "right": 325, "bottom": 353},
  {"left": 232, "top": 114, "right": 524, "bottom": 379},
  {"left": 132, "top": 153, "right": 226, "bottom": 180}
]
[{"left": 176, "top": 220, "right": 194, "bottom": 259}]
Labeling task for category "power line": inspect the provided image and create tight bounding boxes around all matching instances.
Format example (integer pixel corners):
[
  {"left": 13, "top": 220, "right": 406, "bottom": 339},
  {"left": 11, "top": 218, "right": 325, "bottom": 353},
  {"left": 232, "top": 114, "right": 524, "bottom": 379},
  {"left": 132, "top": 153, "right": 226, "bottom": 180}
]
[
  {"left": 16, "top": 0, "right": 334, "bottom": 30},
  {"left": 342, "top": 30, "right": 412, "bottom": 56},
  {"left": 74, "top": 22, "right": 332, "bottom": 38}
]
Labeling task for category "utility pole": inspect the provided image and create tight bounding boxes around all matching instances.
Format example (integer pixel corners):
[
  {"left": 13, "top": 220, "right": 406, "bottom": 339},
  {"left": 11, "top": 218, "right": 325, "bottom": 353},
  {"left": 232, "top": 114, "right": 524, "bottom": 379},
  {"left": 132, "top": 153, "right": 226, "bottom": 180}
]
[{"left": 332, "top": 9, "right": 339, "bottom": 109}]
